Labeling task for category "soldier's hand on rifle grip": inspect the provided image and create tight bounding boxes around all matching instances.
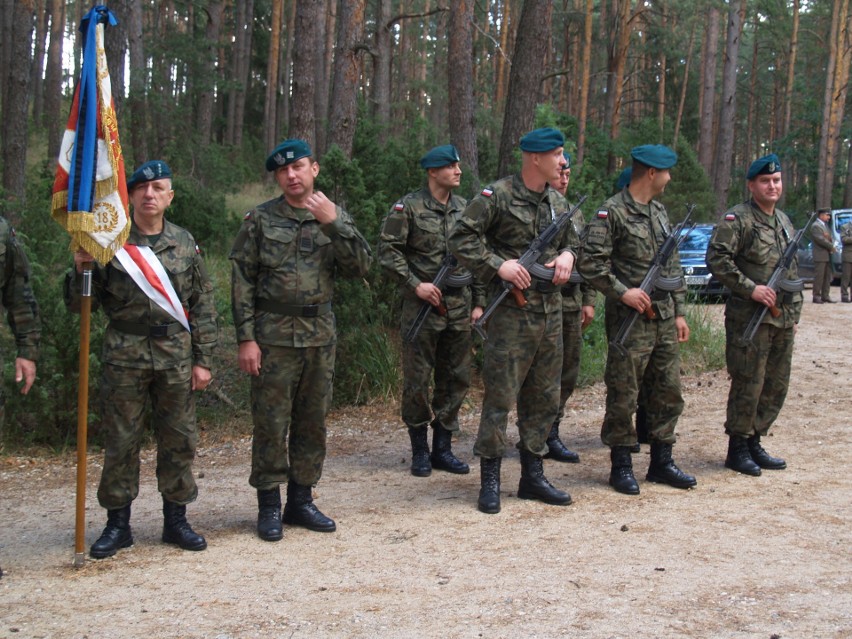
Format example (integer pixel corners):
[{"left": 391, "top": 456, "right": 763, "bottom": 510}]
[
  {"left": 621, "top": 288, "right": 652, "bottom": 315},
  {"left": 751, "top": 284, "right": 777, "bottom": 310}
]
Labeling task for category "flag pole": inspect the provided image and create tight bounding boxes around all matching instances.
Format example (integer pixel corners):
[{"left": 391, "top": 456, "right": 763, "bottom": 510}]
[{"left": 74, "top": 264, "right": 93, "bottom": 567}]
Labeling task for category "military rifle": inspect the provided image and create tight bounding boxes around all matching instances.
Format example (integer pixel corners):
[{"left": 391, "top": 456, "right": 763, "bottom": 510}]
[
  {"left": 404, "top": 253, "right": 473, "bottom": 344},
  {"left": 473, "top": 194, "right": 587, "bottom": 340},
  {"left": 610, "top": 204, "right": 696, "bottom": 357},
  {"left": 742, "top": 211, "right": 818, "bottom": 344}
]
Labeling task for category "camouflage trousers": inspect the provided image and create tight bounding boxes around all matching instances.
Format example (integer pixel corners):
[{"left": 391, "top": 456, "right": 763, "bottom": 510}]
[
  {"left": 97, "top": 362, "right": 198, "bottom": 509},
  {"left": 724, "top": 317, "right": 794, "bottom": 437},
  {"left": 602, "top": 307, "right": 684, "bottom": 447},
  {"left": 401, "top": 316, "right": 471, "bottom": 433},
  {"left": 249, "top": 342, "right": 334, "bottom": 489},
  {"left": 474, "top": 304, "right": 563, "bottom": 458},
  {"left": 556, "top": 308, "right": 582, "bottom": 421}
]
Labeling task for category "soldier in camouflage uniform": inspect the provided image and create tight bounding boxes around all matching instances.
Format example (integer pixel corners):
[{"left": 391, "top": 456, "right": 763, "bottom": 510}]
[
  {"left": 706, "top": 154, "right": 797, "bottom": 476},
  {"left": 449, "top": 127, "right": 577, "bottom": 514},
  {"left": 0, "top": 217, "right": 40, "bottom": 406},
  {"left": 378, "top": 144, "right": 485, "bottom": 477},
  {"left": 579, "top": 145, "right": 696, "bottom": 495},
  {"left": 548, "top": 152, "right": 596, "bottom": 463},
  {"left": 65, "top": 160, "right": 218, "bottom": 559},
  {"left": 841, "top": 218, "right": 852, "bottom": 302},
  {"left": 230, "top": 139, "right": 372, "bottom": 541}
]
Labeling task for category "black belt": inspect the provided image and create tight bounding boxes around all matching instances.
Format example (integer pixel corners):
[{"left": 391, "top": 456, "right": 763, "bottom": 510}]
[
  {"left": 109, "top": 320, "right": 184, "bottom": 337},
  {"left": 532, "top": 280, "right": 558, "bottom": 294},
  {"left": 256, "top": 298, "right": 332, "bottom": 317},
  {"left": 561, "top": 283, "right": 579, "bottom": 296}
]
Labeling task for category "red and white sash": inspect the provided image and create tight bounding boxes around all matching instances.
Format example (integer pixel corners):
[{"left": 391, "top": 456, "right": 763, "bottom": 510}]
[{"left": 114, "top": 244, "right": 191, "bottom": 333}]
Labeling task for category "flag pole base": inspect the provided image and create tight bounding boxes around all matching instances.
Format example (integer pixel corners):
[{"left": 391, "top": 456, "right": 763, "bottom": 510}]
[{"left": 73, "top": 552, "right": 86, "bottom": 568}]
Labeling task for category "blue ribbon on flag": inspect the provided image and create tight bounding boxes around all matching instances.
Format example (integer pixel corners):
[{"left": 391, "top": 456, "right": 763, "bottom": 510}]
[{"left": 66, "top": 5, "right": 118, "bottom": 214}]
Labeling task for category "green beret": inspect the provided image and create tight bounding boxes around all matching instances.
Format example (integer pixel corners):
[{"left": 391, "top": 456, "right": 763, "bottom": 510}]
[
  {"left": 420, "top": 144, "right": 460, "bottom": 169},
  {"left": 519, "top": 127, "right": 565, "bottom": 152},
  {"left": 616, "top": 167, "right": 632, "bottom": 190},
  {"left": 562, "top": 152, "right": 571, "bottom": 169},
  {"left": 266, "top": 139, "right": 312, "bottom": 171},
  {"left": 127, "top": 160, "right": 172, "bottom": 190},
  {"left": 746, "top": 153, "right": 781, "bottom": 180},
  {"left": 631, "top": 144, "right": 678, "bottom": 169}
]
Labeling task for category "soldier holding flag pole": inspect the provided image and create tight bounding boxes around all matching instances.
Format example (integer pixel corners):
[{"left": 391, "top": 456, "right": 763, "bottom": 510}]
[{"left": 54, "top": 6, "right": 218, "bottom": 564}]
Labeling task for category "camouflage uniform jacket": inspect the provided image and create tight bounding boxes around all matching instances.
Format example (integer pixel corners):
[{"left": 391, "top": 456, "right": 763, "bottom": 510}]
[
  {"left": 840, "top": 220, "right": 852, "bottom": 262},
  {"left": 65, "top": 220, "right": 217, "bottom": 370},
  {"left": 560, "top": 204, "right": 597, "bottom": 313},
  {"left": 449, "top": 175, "right": 579, "bottom": 315},
  {"left": 230, "top": 195, "right": 372, "bottom": 348},
  {"left": 706, "top": 200, "right": 802, "bottom": 327},
  {"left": 0, "top": 217, "right": 40, "bottom": 361},
  {"left": 578, "top": 188, "right": 685, "bottom": 319},
  {"left": 379, "top": 187, "right": 486, "bottom": 319}
]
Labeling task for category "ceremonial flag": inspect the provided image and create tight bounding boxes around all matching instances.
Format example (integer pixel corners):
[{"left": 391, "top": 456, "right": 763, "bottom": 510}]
[
  {"left": 51, "top": 4, "right": 126, "bottom": 568},
  {"left": 51, "top": 5, "right": 129, "bottom": 264}
]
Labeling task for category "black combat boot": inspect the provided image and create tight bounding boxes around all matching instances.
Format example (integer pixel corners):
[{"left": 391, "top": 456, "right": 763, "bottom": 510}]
[
  {"left": 544, "top": 421, "right": 580, "bottom": 463},
  {"left": 747, "top": 435, "right": 787, "bottom": 470},
  {"left": 609, "top": 446, "right": 640, "bottom": 495},
  {"left": 90, "top": 504, "right": 133, "bottom": 559},
  {"left": 478, "top": 457, "right": 502, "bottom": 514},
  {"left": 162, "top": 499, "right": 207, "bottom": 551},
  {"left": 724, "top": 435, "right": 761, "bottom": 476},
  {"left": 430, "top": 421, "right": 470, "bottom": 474},
  {"left": 256, "top": 487, "right": 283, "bottom": 542},
  {"left": 407, "top": 427, "right": 432, "bottom": 477},
  {"left": 646, "top": 441, "right": 697, "bottom": 489},
  {"left": 517, "top": 449, "right": 572, "bottom": 505},
  {"left": 282, "top": 482, "right": 336, "bottom": 532}
]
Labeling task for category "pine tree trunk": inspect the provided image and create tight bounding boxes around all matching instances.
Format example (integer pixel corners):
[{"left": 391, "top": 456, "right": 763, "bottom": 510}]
[
  {"left": 698, "top": 4, "right": 720, "bottom": 176},
  {"left": 43, "top": 0, "right": 65, "bottom": 161},
  {"left": 290, "top": 0, "right": 322, "bottom": 145},
  {"left": 448, "top": 0, "right": 479, "bottom": 190},
  {"left": 497, "top": 0, "right": 552, "bottom": 177},
  {"left": 329, "top": 0, "right": 366, "bottom": 158}
]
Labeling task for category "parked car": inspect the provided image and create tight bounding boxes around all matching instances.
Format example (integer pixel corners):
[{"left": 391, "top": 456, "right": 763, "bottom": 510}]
[
  {"left": 795, "top": 208, "right": 851, "bottom": 284},
  {"left": 679, "top": 223, "right": 728, "bottom": 298}
]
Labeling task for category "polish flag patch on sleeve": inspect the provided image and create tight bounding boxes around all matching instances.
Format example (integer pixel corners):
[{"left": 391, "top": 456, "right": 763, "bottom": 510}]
[
  {"left": 596, "top": 209, "right": 608, "bottom": 219},
  {"left": 393, "top": 202, "right": 404, "bottom": 211},
  {"left": 481, "top": 188, "right": 493, "bottom": 197},
  {"left": 243, "top": 211, "right": 252, "bottom": 220},
  {"left": 724, "top": 212, "right": 737, "bottom": 221}
]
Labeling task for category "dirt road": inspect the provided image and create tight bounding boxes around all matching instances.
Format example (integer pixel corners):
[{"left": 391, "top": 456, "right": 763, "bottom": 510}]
[{"left": 1, "top": 297, "right": 850, "bottom": 638}]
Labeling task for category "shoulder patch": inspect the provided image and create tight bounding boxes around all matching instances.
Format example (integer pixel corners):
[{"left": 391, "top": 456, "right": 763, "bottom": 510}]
[
  {"left": 243, "top": 211, "right": 252, "bottom": 220},
  {"left": 596, "top": 209, "right": 608, "bottom": 219},
  {"left": 724, "top": 212, "right": 736, "bottom": 221},
  {"left": 393, "top": 202, "right": 405, "bottom": 211},
  {"left": 481, "top": 188, "right": 493, "bottom": 197},
  {"left": 9, "top": 228, "right": 15, "bottom": 237},
  {"left": 195, "top": 244, "right": 201, "bottom": 255}
]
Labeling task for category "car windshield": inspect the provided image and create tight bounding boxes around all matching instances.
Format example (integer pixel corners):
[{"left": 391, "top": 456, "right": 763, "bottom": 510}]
[
  {"left": 835, "top": 212, "right": 852, "bottom": 232},
  {"left": 679, "top": 226, "right": 713, "bottom": 252}
]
